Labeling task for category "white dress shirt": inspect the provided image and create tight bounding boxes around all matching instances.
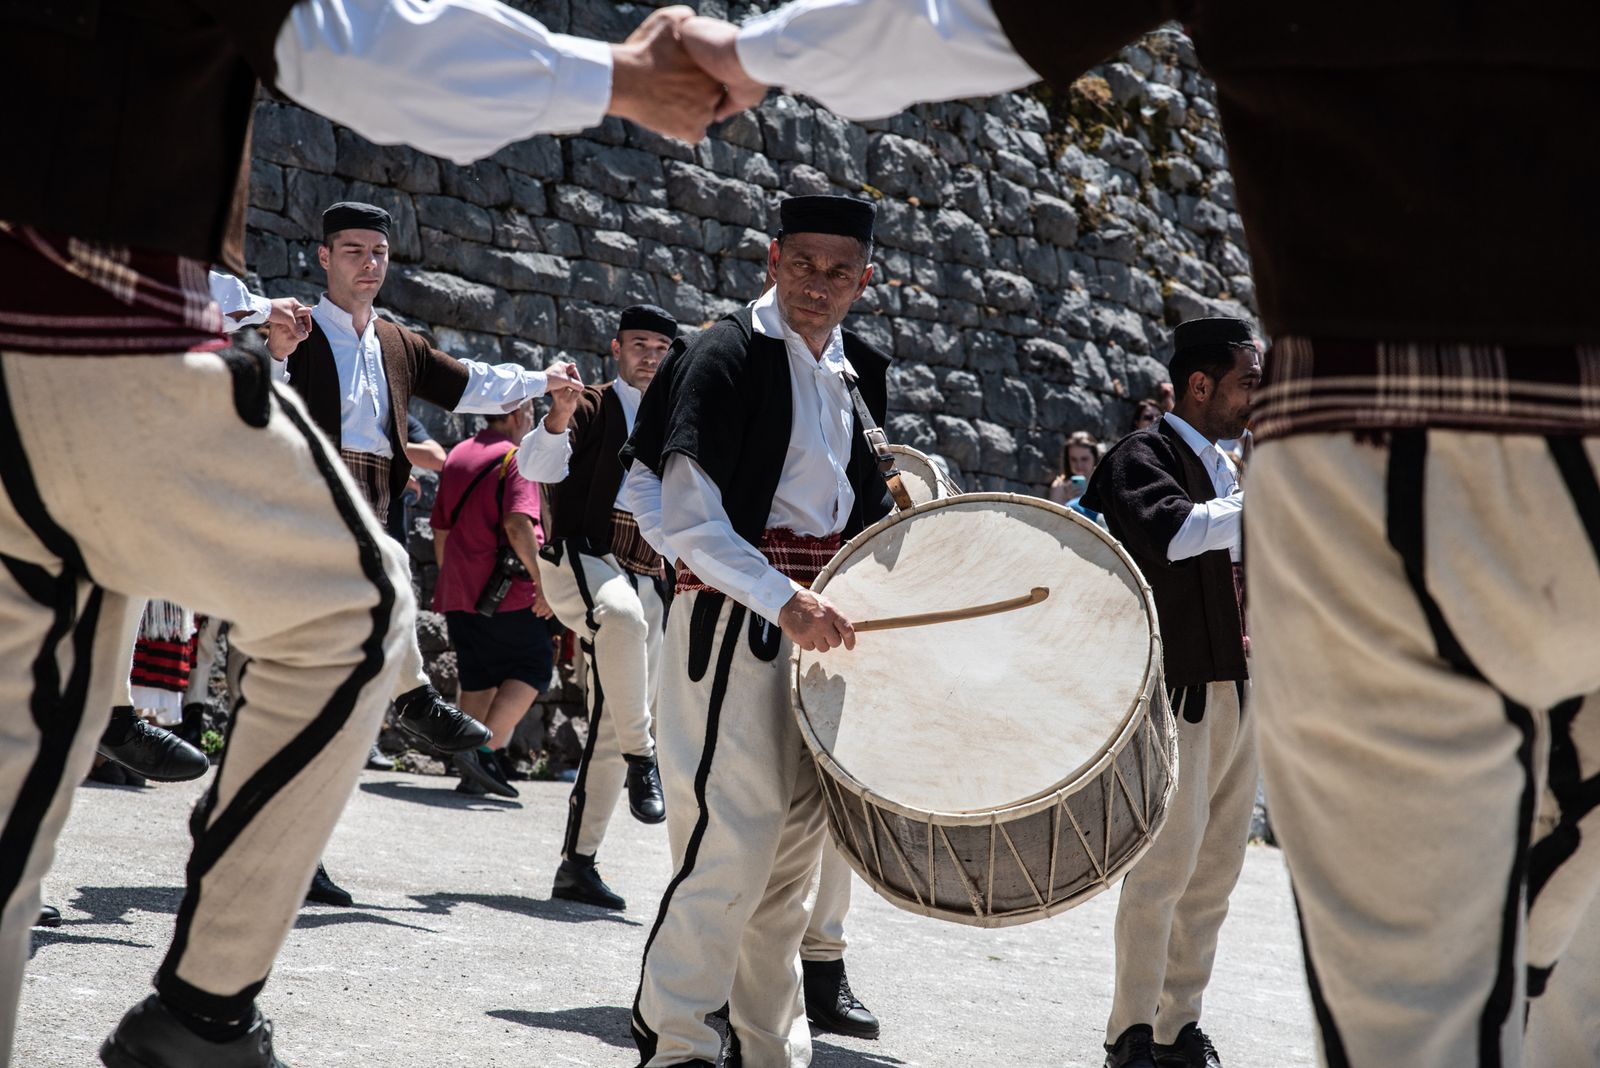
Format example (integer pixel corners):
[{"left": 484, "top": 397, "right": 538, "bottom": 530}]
[
  {"left": 274, "top": 0, "right": 614, "bottom": 165},
  {"left": 208, "top": 270, "right": 271, "bottom": 333},
  {"left": 736, "top": 0, "right": 1038, "bottom": 121},
  {"left": 1162, "top": 412, "right": 1244, "bottom": 564},
  {"left": 307, "top": 294, "right": 554, "bottom": 458},
  {"left": 620, "top": 290, "right": 859, "bottom": 623},
  {"left": 516, "top": 376, "right": 642, "bottom": 510}
]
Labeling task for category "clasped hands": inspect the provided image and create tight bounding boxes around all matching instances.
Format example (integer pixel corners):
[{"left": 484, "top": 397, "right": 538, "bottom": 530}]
[{"left": 607, "top": 7, "right": 768, "bottom": 144}]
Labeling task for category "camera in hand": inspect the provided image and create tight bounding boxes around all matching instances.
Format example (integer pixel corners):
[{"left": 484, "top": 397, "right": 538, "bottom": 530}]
[{"left": 475, "top": 546, "right": 530, "bottom": 616}]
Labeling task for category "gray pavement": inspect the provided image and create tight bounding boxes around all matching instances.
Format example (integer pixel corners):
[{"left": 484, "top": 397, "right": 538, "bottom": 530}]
[{"left": 19, "top": 769, "right": 1316, "bottom": 1067}]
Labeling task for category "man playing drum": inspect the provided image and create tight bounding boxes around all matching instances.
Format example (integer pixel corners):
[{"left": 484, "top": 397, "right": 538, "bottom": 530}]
[
  {"left": 516, "top": 304, "right": 677, "bottom": 912},
  {"left": 620, "top": 194, "right": 892, "bottom": 1068},
  {"left": 1080, "top": 317, "right": 1260, "bottom": 1068}
]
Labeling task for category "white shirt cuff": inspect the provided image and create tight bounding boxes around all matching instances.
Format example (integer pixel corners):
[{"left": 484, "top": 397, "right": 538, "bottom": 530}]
[
  {"left": 543, "top": 33, "right": 614, "bottom": 134},
  {"left": 751, "top": 571, "right": 803, "bottom": 626}
]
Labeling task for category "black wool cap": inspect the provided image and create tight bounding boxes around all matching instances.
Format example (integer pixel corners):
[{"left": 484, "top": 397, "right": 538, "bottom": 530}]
[
  {"left": 322, "top": 201, "right": 391, "bottom": 240},
  {"left": 777, "top": 195, "right": 875, "bottom": 244},
  {"left": 617, "top": 303, "right": 677, "bottom": 340},
  {"left": 1173, "top": 317, "right": 1254, "bottom": 354}
]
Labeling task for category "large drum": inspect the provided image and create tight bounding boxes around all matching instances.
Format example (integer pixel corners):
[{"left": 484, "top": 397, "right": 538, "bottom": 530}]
[
  {"left": 887, "top": 444, "right": 963, "bottom": 505},
  {"left": 791, "top": 493, "right": 1173, "bottom": 927}
]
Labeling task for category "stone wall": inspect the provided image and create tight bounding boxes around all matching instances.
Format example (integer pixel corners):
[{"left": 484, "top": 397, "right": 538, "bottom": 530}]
[
  {"left": 245, "top": 9, "right": 1255, "bottom": 486},
  {"left": 242, "top": 8, "right": 1257, "bottom": 764}
]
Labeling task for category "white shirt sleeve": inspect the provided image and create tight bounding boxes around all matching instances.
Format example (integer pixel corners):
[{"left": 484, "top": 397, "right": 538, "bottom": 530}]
[
  {"left": 515, "top": 420, "right": 573, "bottom": 483},
  {"left": 274, "top": 0, "right": 614, "bottom": 165},
  {"left": 735, "top": 0, "right": 1039, "bottom": 121},
  {"left": 1166, "top": 489, "right": 1244, "bottom": 563},
  {"left": 453, "top": 361, "right": 549, "bottom": 414},
  {"left": 619, "top": 460, "right": 671, "bottom": 559},
  {"left": 208, "top": 270, "right": 272, "bottom": 333},
  {"left": 660, "top": 454, "right": 800, "bottom": 624}
]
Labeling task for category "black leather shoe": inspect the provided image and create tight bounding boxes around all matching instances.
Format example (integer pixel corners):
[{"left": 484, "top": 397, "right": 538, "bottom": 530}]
[
  {"left": 100, "top": 995, "right": 284, "bottom": 1068},
  {"left": 623, "top": 753, "right": 666, "bottom": 824},
  {"left": 1106, "top": 1024, "right": 1158, "bottom": 1068},
  {"left": 35, "top": 905, "right": 61, "bottom": 928},
  {"left": 802, "top": 958, "right": 880, "bottom": 1040},
  {"left": 552, "top": 855, "right": 625, "bottom": 910},
  {"left": 392, "top": 686, "right": 491, "bottom": 754},
  {"left": 98, "top": 717, "right": 210, "bottom": 782},
  {"left": 304, "top": 863, "right": 353, "bottom": 908},
  {"left": 453, "top": 749, "right": 518, "bottom": 798},
  {"left": 1153, "top": 1023, "right": 1222, "bottom": 1068}
]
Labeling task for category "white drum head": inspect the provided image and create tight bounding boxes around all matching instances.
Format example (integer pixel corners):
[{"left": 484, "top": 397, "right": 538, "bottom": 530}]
[
  {"left": 887, "top": 444, "right": 959, "bottom": 505},
  {"left": 795, "top": 494, "right": 1155, "bottom": 816}
]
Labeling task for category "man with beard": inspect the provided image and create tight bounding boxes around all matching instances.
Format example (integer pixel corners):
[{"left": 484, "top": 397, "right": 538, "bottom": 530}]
[
  {"left": 516, "top": 304, "right": 678, "bottom": 911},
  {"left": 1081, "top": 318, "right": 1259, "bottom": 1068}
]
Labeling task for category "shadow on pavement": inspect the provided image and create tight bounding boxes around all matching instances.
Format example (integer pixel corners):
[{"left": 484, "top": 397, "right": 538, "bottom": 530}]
[
  {"left": 29, "top": 930, "right": 154, "bottom": 959},
  {"left": 488, "top": 1005, "right": 634, "bottom": 1049},
  {"left": 61, "top": 885, "right": 184, "bottom": 925},
  {"left": 294, "top": 910, "right": 436, "bottom": 933},
  {"left": 408, "top": 891, "right": 643, "bottom": 926},
  {"left": 812, "top": 1040, "right": 908, "bottom": 1067},
  {"left": 359, "top": 780, "right": 521, "bottom": 811}
]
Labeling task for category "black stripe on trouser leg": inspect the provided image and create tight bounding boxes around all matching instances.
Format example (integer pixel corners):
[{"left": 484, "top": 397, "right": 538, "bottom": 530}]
[
  {"left": 1387, "top": 429, "right": 1537, "bottom": 1067},
  {"left": 1290, "top": 885, "right": 1351, "bottom": 1068},
  {"left": 631, "top": 594, "right": 746, "bottom": 1065},
  {"left": 561, "top": 638, "right": 605, "bottom": 861},
  {"left": 0, "top": 560, "right": 103, "bottom": 915},
  {"left": 1547, "top": 436, "right": 1600, "bottom": 570},
  {"left": 156, "top": 390, "right": 398, "bottom": 1021},
  {"left": 1527, "top": 698, "right": 1597, "bottom": 908},
  {"left": 0, "top": 358, "right": 103, "bottom": 915},
  {"left": 567, "top": 542, "right": 601, "bottom": 633}
]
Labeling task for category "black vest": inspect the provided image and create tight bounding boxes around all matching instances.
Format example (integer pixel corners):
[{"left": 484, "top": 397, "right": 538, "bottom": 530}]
[
  {"left": 1082, "top": 420, "right": 1246, "bottom": 687},
  {"left": 546, "top": 383, "right": 631, "bottom": 551},
  {"left": 0, "top": 1, "right": 297, "bottom": 271},
  {"left": 622, "top": 315, "right": 892, "bottom": 548}
]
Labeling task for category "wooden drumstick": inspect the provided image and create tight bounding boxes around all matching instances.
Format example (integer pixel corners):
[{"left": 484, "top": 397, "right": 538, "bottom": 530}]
[{"left": 851, "top": 586, "right": 1049, "bottom": 633}]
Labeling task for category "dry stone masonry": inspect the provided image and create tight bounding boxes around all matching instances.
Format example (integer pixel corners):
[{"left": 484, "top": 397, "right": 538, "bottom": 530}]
[{"left": 247, "top": 8, "right": 1255, "bottom": 494}]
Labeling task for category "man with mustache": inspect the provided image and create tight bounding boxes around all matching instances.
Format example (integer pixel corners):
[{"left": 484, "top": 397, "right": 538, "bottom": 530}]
[
  {"left": 516, "top": 304, "right": 679, "bottom": 911},
  {"left": 621, "top": 194, "right": 892, "bottom": 1067}
]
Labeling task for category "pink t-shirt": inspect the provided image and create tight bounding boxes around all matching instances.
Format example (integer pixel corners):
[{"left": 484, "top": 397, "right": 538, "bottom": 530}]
[{"left": 430, "top": 430, "right": 543, "bottom": 614}]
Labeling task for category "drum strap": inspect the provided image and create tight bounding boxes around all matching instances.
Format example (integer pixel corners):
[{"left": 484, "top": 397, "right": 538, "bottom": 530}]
[{"left": 845, "top": 378, "right": 915, "bottom": 512}]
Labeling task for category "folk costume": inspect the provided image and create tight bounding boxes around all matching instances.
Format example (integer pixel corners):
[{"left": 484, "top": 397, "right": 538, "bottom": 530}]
[
  {"left": 729, "top": 3, "right": 1600, "bottom": 1064},
  {"left": 623, "top": 196, "right": 890, "bottom": 1068},
  {"left": 0, "top": 2, "right": 635, "bottom": 1062},
  {"left": 283, "top": 201, "right": 562, "bottom": 724},
  {"left": 1082, "top": 319, "right": 1257, "bottom": 1063},
  {"left": 517, "top": 304, "right": 677, "bottom": 911}
]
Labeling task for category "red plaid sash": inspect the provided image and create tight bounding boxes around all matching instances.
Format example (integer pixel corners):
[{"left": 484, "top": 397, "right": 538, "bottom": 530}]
[
  {"left": 675, "top": 527, "right": 841, "bottom": 596},
  {"left": 0, "top": 221, "right": 225, "bottom": 355}
]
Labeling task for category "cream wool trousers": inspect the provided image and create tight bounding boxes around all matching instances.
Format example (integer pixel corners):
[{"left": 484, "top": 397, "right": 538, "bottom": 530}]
[
  {"left": 0, "top": 351, "right": 410, "bottom": 1065},
  {"left": 1106, "top": 678, "right": 1257, "bottom": 1046},
  {"left": 1250, "top": 430, "right": 1600, "bottom": 1067},
  {"left": 633, "top": 592, "right": 827, "bottom": 1068},
  {"left": 536, "top": 544, "right": 664, "bottom": 859}
]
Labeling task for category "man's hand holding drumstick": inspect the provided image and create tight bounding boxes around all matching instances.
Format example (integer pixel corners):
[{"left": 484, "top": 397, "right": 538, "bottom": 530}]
[{"left": 779, "top": 589, "right": 856, "bottom": 652}]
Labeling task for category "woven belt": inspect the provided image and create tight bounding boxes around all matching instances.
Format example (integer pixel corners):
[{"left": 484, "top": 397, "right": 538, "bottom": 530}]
[{"left": 675, "top": 527, "right": 842, "bottom": 595}]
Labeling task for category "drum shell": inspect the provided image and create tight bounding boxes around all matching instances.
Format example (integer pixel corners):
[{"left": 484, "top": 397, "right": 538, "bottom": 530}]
[
  {"left": 792, "top": 493, "right": 1176, "bottom": 928},
  {"left": 886, "top": 444, "right": 962, "bottom": 505}
]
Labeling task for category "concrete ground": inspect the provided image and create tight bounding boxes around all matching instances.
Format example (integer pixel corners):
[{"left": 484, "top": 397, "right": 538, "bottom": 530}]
[{"left": 19, "top": 770, "right": 1316, "bottom": 1067}]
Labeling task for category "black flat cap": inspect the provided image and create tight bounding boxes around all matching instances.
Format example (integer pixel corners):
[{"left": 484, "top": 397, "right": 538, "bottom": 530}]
[
  {"left": 322, "top": 201, "right": 391, "bottom": 240},
  {"left": 778, "top": 195, "right": 875, "bottom": 244},
  {"left": 1173, "top": 317, "right": 1254, "bottom": 354},
  {"left": 618, "top": 304, "right": 677, "bottom": 339}
]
